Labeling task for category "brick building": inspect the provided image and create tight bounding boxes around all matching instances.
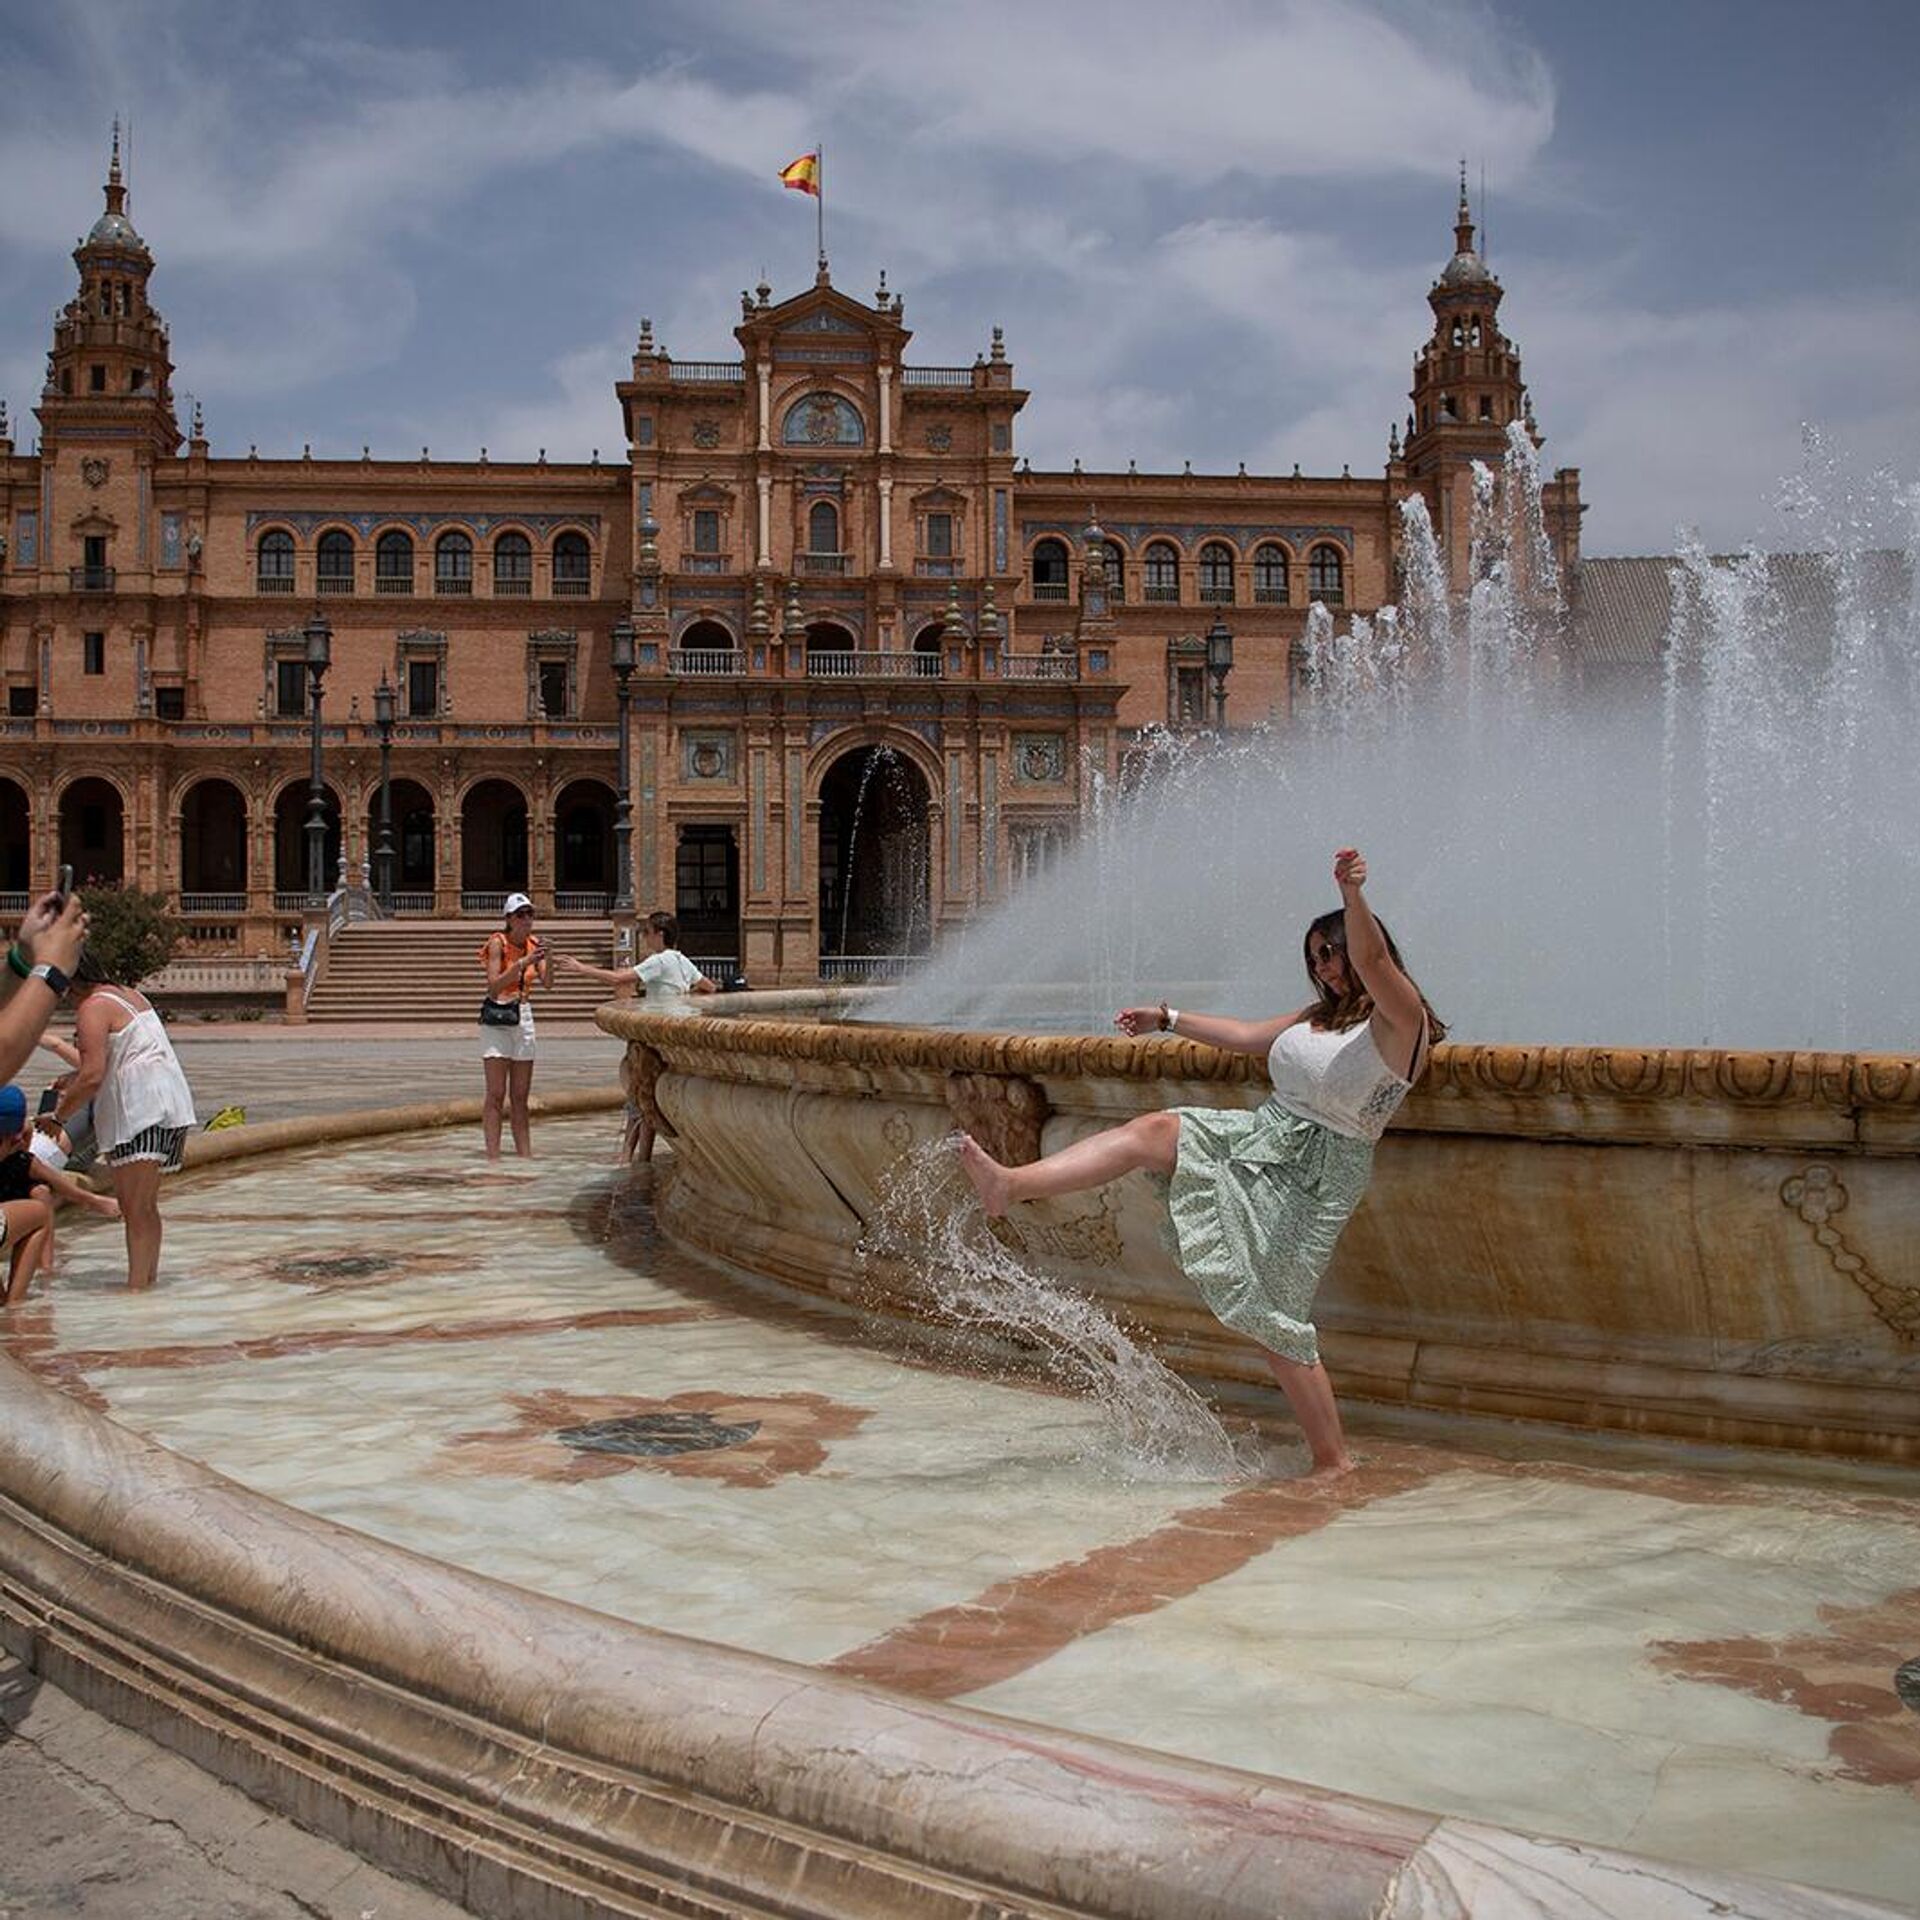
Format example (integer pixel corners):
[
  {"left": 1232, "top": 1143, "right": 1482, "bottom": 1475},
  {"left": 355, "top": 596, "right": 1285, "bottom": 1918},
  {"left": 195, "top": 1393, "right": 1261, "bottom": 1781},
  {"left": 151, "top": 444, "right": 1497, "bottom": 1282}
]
[{"left": 0, "top": 143, "right": 1581, "bottom": 984}]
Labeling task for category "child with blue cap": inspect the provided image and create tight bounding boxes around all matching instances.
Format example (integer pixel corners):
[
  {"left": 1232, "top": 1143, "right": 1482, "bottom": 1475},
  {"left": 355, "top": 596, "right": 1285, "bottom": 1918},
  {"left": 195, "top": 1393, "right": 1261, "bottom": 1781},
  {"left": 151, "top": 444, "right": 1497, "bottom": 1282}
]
[{"left": 0, "top": 1085, "right": 53, "bottom": 1304}]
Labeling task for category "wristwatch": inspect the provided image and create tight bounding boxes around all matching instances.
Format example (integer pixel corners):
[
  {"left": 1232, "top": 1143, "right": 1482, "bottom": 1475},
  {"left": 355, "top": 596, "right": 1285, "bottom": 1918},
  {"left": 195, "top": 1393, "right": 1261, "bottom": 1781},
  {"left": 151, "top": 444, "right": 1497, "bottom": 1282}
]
[{"left": 28, "top": 961, "right": 70, "bottom": 998}]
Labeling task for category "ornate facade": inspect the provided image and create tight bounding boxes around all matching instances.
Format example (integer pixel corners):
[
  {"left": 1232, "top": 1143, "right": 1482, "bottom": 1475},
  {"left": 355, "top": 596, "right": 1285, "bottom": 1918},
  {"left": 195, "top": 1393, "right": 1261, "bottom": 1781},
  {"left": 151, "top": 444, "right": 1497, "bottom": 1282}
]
[{"left": 0, "top": 145, "right": 1581, "bottom": 983}]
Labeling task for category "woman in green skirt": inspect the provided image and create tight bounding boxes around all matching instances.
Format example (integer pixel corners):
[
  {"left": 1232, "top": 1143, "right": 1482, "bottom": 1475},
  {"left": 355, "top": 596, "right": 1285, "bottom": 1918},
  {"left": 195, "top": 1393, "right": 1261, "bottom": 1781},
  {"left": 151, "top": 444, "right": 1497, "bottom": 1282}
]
[{"left": 960, "top": 847, "right": 1445, "bottom": 1478}]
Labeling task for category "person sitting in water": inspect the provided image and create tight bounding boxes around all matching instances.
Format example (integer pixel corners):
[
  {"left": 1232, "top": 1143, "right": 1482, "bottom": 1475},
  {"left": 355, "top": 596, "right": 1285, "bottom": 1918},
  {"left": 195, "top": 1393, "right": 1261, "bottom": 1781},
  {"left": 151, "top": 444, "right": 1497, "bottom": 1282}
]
[
  {"left": 0, "top": 1086, "right": 55, "bottom": 1305},
  {"left": 959, "top": 847, "right": 1445, "bottom": 1480},
  {"left": 562, "top": 912, "right": 717, "bottom": 1163}
]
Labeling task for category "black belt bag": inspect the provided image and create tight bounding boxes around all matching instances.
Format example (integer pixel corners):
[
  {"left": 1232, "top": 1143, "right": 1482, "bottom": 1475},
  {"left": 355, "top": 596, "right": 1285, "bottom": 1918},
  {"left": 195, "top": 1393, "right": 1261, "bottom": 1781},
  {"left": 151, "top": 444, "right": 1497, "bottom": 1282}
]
[{"left": 479, "top": 997, "right": 522, "bottom": 1027}]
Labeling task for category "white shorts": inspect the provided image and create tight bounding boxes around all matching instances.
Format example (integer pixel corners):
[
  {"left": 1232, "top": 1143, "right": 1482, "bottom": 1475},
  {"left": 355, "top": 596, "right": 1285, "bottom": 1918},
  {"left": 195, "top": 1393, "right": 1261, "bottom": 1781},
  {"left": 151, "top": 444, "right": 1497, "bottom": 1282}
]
[{"left": 481, "top": 1002, "right": 537, "bottom": 1062}]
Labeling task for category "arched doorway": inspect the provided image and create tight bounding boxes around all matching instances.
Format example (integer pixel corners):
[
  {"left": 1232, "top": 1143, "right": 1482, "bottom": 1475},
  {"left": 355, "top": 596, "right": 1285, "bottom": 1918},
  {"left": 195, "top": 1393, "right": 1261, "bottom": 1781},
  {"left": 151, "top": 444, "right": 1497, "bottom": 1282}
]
[
  {"left": 460, "top": 779, "right": 528, "bottom": 909},
  {"left": 273, "top": 782, "right": 341, "bottom": 899},
  {"left": 364, "top": 779, "right": 436, "bottom": 905},
  {"left": 180, "top": 779, "right": 248, "bottom": 899},
  {"left": 59, "top": 778, "right": 125, "bottom": 888},
  {"left": 553, "top": 778, "right": 616, "bottom": 905},
  {"left": 0, "top": 778, "right": 30, "bottom": 898},
  {"left": 817, "top": 744, "right": 932, "bottom": 962}
]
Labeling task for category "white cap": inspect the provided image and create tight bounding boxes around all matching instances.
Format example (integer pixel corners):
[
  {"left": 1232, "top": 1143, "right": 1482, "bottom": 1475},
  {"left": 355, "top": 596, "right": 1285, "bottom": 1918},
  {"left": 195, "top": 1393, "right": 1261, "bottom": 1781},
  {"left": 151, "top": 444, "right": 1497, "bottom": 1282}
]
[{"left": 502, "top": 892, "right": 534, "bottom": 914}]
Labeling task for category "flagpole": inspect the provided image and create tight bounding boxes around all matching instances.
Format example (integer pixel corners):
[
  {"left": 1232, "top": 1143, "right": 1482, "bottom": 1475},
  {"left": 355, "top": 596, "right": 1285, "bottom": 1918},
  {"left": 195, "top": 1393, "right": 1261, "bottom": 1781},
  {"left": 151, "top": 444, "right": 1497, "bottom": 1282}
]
[{"left": 817, "top": 141, "right": 826, "bottom": 272}]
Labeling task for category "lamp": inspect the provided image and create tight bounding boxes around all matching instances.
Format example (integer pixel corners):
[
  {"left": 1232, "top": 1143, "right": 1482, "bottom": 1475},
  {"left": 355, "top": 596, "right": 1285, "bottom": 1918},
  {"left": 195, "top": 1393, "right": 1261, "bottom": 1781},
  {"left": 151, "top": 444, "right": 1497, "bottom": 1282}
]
[
  {"left": 610, "top": 616, "right": 636, "bottom": 911},
  {"left": 1204, "top": 613, "right": 1234, "bottom": 733},
  {"left": 301, "top": 608, "right": 333, "bottom": 902}
]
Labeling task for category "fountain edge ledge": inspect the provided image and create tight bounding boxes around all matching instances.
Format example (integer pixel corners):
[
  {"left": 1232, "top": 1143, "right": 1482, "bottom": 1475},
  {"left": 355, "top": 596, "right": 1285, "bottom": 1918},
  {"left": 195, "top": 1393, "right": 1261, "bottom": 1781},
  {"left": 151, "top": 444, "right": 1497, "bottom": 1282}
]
[
  {"left": 604, "top": 1004, "right": 1920, "bottom": 1462},
  {"left": 1, "top": 1102, "right": 1902, "bottom": 1918}
]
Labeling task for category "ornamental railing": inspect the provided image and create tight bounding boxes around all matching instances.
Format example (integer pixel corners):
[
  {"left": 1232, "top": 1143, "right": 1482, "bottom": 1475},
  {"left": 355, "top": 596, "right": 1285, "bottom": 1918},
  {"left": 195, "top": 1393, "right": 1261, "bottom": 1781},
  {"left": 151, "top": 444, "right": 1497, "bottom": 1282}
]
[
  {"left": 902, "top": 367, "right": 973, "bottom": 388},
  {"left": 667, "top": 361, "right": 746, "bottom": 382},
  {"left": 1001, "top": 654, "right": 1079, "bottom": 681},
  {"left": 804, "top": 650, "right": 934, "bottom": 680},
  {"left": 819, "top": 954, "right": 921, "bottom": 981},
  {"left": 1029, "top": 580, "right": 1070, "bottom": 601},
  {"left": 669, "top": 649, "right": 745, "bottom": 675}
]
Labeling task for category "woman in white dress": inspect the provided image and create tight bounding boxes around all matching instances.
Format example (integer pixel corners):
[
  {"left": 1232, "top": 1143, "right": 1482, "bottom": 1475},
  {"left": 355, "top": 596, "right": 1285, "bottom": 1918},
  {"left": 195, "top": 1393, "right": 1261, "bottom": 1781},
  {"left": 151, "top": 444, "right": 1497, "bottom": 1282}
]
[
  {"left": 42, "top": 946, "right": 197, "bottom": 1291},
  {"left": 960, "top": 848, "right": 1444, "bottom": 1478}
]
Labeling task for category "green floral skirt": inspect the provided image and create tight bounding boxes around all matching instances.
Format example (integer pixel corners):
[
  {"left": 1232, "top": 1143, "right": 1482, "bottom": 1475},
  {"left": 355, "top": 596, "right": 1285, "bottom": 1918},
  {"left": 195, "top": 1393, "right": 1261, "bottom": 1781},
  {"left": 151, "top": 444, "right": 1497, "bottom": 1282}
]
[{"left": 1165, "top": 1101, "right": 1375, "bottom": 1368}]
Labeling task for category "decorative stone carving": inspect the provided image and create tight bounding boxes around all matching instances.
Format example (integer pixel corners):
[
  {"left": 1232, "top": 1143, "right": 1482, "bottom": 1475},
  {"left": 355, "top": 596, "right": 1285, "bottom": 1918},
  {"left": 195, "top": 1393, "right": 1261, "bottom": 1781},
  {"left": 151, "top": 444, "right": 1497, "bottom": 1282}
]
[
  {"left": 944, "top": 1070, "right": 1050, "bottom": 1167},
  {"left": 81, "top": 456, "right": 110, "bottom": 489},
  {"left": 1780, "top": 1166, "right": 1920, "bottom": 1340},
  {"left": 681, "top": 730, "right": 737, "bottom": 782},
  {"left": 622, "top": 1043, "right": 674, "bottom": 1141},
  {"left": 691, "top": 419, "right": 722, "bottom": 450},
  {"left": 1012, "top": 733, "right": 1067, "bottom": 784},
  {"left": 925, "top": 424, "right": 953, "bottom": 453}
]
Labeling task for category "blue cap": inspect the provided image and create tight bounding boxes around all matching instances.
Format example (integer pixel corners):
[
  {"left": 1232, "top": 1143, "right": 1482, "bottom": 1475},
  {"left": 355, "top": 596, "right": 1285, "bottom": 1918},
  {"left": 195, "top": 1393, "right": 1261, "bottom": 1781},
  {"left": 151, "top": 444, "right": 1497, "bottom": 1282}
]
[{"left": 0, "top": 1086, "right": 26, "bottom": 1134}]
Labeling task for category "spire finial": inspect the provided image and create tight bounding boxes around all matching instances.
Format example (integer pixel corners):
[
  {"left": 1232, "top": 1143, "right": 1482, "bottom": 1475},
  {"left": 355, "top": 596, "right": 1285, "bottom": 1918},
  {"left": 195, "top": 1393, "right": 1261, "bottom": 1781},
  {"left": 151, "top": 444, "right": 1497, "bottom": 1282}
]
[
  {"left": 1454, "top": 158, "right": 1475, "bottom": 256},
  {"left": 104, "top": 118, "right": 128, "bottom": 216}
]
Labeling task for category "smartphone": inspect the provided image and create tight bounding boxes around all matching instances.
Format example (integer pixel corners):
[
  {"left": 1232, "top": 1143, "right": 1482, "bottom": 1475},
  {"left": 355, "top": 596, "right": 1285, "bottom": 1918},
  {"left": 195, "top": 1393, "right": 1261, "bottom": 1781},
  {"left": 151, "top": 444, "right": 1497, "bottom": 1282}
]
[{"left": 55, "top": 863, "right": 73, "bottom": 901}]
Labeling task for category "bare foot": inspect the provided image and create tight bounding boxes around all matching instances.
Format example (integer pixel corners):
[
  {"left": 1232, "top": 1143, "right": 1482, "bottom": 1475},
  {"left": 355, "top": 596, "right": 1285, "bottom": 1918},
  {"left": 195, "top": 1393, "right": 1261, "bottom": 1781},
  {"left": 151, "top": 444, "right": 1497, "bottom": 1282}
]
[
  {"left": 1301, "top": 1454, "right": 1357, "bottom": 1483},
  {"left": 957, "top": 1136, "right": 1013, "bottom": 1217},
  {"left": 87, "top": 1195, "right": 121, "bottom": 1220}
]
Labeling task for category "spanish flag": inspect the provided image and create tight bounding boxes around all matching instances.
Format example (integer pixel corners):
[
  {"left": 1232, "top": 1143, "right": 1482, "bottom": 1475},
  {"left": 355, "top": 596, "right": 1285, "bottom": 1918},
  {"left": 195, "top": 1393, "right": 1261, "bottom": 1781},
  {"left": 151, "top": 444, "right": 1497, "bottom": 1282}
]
[{"left": 779, "top": 152, "right": 821, "bottom": 197}]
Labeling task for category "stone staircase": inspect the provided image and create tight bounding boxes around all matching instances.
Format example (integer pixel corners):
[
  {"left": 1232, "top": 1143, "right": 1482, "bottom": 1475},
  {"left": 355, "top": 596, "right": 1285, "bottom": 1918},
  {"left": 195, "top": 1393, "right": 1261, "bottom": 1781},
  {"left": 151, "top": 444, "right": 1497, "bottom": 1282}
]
[{"left": 304, "top": 920, "right": 624, "bottom": 1024}]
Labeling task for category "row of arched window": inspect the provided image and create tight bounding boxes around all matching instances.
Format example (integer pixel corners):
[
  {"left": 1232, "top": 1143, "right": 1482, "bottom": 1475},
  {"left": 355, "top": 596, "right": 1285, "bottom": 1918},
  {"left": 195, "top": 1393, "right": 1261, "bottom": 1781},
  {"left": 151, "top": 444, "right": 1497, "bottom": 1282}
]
[
  {"left": 1030, "top": 536, "right": 1344, "bottom": 606},
  {"left": 256, "top": 528, "right": 594, "bottom": 598}
]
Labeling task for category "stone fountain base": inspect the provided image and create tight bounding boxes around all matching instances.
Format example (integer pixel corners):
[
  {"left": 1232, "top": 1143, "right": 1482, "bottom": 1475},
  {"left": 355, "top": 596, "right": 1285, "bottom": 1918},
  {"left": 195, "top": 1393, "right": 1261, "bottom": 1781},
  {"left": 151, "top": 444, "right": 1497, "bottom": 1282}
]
[{"left": 608, "top": 1005, "right": 1920, "bottom": 1462}]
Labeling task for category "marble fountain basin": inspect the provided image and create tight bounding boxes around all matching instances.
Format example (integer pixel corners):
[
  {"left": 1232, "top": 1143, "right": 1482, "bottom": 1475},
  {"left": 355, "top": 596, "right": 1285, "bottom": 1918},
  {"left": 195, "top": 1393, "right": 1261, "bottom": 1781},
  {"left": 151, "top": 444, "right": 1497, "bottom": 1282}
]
[
  {"left": 0, "top": 1065, "right": 1915, "bottom": 1918},
  {"left": 609, "top": 1004, "right": 1920, "bottom": 1464}
]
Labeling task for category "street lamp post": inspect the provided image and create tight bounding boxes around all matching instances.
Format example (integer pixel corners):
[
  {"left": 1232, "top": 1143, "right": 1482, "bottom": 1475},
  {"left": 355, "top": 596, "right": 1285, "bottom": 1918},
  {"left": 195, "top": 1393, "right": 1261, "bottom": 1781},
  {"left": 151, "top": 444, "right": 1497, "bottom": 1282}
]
[
  {"left": 1204, "top": 613, "right": 1234, "bottom": 734},
  {"left": 610, "top": 616, "right": 636, "bottom": 912},
  {"left": 302, "top": 608, "right": 333, "bottom": 903},
  {"left": 372, "top": 670, "right": 396, "bottom": 908}
]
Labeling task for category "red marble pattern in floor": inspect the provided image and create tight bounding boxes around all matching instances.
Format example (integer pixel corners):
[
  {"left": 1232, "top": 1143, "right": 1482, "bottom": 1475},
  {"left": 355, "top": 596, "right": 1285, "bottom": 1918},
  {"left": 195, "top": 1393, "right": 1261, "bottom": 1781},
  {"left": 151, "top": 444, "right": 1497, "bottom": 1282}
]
[{"left": 827, "top": 1454, "right": 1437, "bottom": 1698}]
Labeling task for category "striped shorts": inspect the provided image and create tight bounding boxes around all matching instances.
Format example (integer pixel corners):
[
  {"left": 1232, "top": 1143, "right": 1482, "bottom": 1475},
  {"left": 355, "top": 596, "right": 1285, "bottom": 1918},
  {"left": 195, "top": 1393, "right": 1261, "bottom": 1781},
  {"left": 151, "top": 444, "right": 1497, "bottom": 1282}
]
[{"left": 106, "top": 1124, "right": 190, "bottom": 1173}]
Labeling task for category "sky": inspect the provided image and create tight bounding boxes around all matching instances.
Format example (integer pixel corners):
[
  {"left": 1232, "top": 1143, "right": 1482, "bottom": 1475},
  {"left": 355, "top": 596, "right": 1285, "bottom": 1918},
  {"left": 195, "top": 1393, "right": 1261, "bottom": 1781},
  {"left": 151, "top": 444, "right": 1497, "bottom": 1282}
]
[{"left": 1, "top": 0, "right": 1915, "bottom": 555}]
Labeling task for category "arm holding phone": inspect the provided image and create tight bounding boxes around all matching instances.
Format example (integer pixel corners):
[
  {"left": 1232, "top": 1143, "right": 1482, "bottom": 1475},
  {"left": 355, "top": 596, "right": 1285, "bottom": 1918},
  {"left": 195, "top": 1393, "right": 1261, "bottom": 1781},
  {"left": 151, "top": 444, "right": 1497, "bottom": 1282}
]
[{"left": 0, "top": 887, "right": 89, "bottom": 1080}]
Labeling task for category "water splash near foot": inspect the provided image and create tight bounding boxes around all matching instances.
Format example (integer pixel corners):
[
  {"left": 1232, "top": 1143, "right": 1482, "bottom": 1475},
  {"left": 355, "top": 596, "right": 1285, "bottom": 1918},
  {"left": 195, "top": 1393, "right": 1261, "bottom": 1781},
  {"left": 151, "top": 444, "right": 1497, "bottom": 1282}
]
[{"left": 863, "top": 1136, "right": 1260, "bottom": 1484}]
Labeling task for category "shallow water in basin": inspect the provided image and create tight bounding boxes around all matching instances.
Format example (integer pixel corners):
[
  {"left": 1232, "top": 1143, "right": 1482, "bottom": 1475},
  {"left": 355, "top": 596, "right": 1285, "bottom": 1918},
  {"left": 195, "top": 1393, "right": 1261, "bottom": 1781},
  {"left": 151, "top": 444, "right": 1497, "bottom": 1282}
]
[{"left": 9, "top": 1118, "right": 1919, "bottom": 1905}]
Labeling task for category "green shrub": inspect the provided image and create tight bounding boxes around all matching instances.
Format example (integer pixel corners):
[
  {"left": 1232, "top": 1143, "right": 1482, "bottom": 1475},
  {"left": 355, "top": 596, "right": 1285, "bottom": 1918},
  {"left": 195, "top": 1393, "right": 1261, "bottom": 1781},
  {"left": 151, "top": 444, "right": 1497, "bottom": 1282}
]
[{"left": 79, "top": 882, "right": 181, "bottom": 987}]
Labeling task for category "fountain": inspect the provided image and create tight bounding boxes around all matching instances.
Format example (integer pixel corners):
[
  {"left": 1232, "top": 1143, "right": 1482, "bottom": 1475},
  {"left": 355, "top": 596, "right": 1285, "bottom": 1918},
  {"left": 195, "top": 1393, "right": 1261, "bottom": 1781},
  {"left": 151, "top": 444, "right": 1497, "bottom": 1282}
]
[
  {"left": 1, "top": 433, "right": 1913, "bottom": 1920},
  {"left": 613, "top": 428, "right": 1920, "bottom": 1461}
]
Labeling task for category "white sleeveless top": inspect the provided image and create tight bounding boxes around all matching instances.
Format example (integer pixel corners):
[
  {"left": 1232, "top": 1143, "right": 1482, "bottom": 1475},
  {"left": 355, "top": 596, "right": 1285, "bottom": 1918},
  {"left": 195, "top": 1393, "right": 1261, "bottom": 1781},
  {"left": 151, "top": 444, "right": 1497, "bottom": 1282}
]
[
  {"left": 92, "top": 989, "right": 197, "bottom": 1149},
  {"left": 1266, "top": 1019, "right": 1415, "bottom": 1144}
]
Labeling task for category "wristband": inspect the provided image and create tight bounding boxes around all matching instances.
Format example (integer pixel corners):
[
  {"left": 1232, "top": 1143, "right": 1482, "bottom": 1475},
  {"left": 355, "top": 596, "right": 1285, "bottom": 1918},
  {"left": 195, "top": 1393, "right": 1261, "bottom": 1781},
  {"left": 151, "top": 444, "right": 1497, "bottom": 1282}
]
[
  {"left": 1162, "top": 1004, "right": 1180, "bottom": 1033},
  {"left": 5, "top": 944, "right": 29, "bottom": 980}
]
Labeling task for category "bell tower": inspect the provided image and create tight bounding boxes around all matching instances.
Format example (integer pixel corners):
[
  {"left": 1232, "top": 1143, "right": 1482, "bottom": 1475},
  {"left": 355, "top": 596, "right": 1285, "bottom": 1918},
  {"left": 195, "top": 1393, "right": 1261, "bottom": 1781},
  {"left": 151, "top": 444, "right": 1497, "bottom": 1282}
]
[
  {"left": 1400, "top": 166, "right": 1530, "bottom": 581},
  {"left": 37, "top": 124, "right": 182, "bottom": 459}
]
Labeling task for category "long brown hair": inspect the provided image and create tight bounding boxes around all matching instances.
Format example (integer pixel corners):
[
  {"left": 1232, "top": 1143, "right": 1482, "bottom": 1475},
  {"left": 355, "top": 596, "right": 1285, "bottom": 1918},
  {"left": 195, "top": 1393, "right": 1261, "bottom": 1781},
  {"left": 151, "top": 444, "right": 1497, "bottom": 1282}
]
[{"left": 1302, "top": 909, "right": 1448, "bottom": 1044}]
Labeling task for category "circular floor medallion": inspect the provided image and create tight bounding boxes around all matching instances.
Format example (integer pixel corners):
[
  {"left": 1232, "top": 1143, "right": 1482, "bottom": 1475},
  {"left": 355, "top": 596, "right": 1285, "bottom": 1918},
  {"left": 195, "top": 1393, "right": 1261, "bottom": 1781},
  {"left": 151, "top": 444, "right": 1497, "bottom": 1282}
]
[
  {"left": 273, "top": 1254, "right": 398, "bottom": 1283},
  {"left": 555, "top": 1412, "right": 763, "bottom": 1458},
  {"left": 1896, "top": 1658, "right": 1920, "bottom": 1715}
]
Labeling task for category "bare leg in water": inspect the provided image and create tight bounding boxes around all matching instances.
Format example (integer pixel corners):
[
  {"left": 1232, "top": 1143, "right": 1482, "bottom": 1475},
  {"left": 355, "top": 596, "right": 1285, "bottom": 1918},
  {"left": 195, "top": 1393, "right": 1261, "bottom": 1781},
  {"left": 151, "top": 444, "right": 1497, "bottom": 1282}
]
[{"left": 959, "top": 1114, "right": 1355, "bottom": 1479}]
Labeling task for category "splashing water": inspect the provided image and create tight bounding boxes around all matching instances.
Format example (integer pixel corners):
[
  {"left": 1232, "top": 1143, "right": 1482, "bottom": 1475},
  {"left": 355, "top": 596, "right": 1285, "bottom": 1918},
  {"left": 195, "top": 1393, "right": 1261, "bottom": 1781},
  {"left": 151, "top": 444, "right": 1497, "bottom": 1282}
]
[
  {"left": 860, "top": 1138, "right": 1264, "bottom": 1484},
  {"left": 889, "top": 426, "right": 1917, "bottom": 1050}
]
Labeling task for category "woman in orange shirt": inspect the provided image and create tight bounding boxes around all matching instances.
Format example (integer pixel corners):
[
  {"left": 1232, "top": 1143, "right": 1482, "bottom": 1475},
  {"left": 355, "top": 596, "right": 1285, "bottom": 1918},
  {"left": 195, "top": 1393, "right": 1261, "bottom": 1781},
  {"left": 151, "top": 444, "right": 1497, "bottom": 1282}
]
[{"left": 478, "top": 892, "right": 550, "bottom": 1159}]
